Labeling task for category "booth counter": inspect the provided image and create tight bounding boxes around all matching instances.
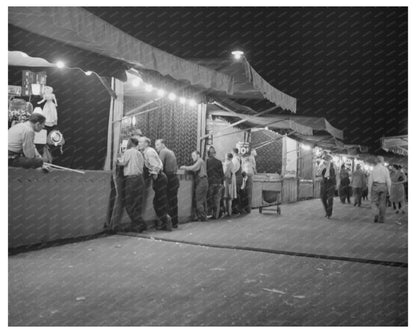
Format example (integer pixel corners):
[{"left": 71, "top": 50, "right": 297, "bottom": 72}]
[
  {"left": 9, "top": 168, "right": 112, "bottom": 249},
  {"left": 8, "top": 168, "right": 195, "bottom": 249},
  {"left": 117, "top": 170, "right": 194, "bottom": 227}
]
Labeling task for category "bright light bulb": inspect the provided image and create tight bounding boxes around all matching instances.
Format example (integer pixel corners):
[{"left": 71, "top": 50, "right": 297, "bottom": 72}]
[
  {"left": 85, "top": 71, "right": 92, "bottom": 76},
  {"left": 145, "top": 84, "right": 153, "bottom": 92},
  {"left": 188, "top": 99, "right": 196, "bottom": 107},
  {"left": 56, "top": 61, "right": 65, "bottom": 69},
  {"left": 132, "top": 116, "right": 136, "bottom": 126},
  {"left": 168, "top": 93, "right": 176, "bottom": 101},
  {"left": 157, "top": 89, "right": 165, "bottom": 97},
  {"left": 179, "top": 97, "right": 186, "bottom": 104},
  {"left": 301, "top": 144, "right": 312, "bottom": 151},
  {"left": 232, "top": 50, "right": 244, "bottom": 60},
  {"left": 132, "top": 78, "right": 141, "bottom": 87}
]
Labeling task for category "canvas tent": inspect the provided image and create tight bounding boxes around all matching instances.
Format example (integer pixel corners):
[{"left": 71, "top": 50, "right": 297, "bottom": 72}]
[
  {"left": 191, "top": 58, "right": 297, "bottom": 113},
  {"left": 381, "top": 135, "right": 408, "bottom": 156}
]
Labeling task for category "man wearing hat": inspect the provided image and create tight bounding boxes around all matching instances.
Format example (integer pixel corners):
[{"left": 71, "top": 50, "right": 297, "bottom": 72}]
[{"left": 320, "top": 153, "right": 336, "bottom": 219}]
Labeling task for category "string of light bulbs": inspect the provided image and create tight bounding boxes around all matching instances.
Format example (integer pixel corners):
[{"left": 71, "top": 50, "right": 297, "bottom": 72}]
[{"left": 55, "top": 60, "right": 198, "bottom": 108}]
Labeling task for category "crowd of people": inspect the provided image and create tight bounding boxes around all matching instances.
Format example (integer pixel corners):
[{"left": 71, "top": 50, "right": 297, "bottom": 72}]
[
  {"left": 116, "top": 137, "right": 257, "bottom": 233},
  {"left": 319, "top": 153, "right": 407, "bottom": 223},
  {"left": 8, "top": 116, "right": 407, "bottom": 230}
]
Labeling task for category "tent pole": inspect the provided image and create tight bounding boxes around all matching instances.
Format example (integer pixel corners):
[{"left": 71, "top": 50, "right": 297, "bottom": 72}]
[{"left": 200, "top": 105, "right": 278, "bottom": 141}]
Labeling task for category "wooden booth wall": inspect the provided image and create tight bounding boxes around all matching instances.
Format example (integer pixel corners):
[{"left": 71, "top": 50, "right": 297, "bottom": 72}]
[
  {"left": 8, "top": 66, "right": 111, "bottom": 170},
  {"left": 124, "top": 96, "right": 198, "bottom": 167},
  {"left": 251, "top": 130, "right": 283, "bottom": 174},
  {"left": 298, "top": 148, "right": 313, "bottom": 180}
]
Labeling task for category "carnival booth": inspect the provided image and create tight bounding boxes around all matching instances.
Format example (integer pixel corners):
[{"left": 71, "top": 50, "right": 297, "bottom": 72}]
[
  {"left": 8, "top": 7, "right": 235, "bottom": 249},
  {"left": 205, "top": 97, "right": 345, "bottom": 205}
]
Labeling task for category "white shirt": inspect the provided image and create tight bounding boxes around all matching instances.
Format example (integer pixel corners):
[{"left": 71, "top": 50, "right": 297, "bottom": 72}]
[
  {"left": 242, "top": 156, "right": 255, "bottom": 176},
  {"left": 368, "top": 163, "right": 391, "bottom": 192},
  {"left": 120, "top": 148, "right": 144, "bottom": 176},
  {"left": 231, "top": 156, "right": 241, "bottom": 174}
]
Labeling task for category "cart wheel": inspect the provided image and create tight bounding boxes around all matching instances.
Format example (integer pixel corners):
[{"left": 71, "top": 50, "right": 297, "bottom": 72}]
[
  {"left": 259, "top": 207, "right": 263, "bottom": 214},
  {"left": 277, "top": 206, "right": 281, "bottom": 215}
]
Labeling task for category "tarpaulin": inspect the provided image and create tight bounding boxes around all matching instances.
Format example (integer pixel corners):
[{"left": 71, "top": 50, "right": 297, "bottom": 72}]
[
  {"left": 191, "top": 58, "right": 297, "bottom": 113},
  {"left": 381, "top": 135, "right": 408, "bottom": 156},
  {"left": 9, "top": 7, "right": 234, "bottom": 93}
]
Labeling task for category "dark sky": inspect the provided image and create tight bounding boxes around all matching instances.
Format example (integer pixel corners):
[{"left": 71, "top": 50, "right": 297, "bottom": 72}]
[{"left": 86, "top": 7, "right": 407, "bottom": 151}]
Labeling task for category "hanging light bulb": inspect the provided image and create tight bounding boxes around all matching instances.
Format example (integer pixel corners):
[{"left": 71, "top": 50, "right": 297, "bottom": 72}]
[
  {"left": 301, "top": 143, "right": 312, "bottom": 151},
  {"left": 231, "top": 50, "right": 244, "bottom": 60},
  {"left": 179, "top": 97, "right": 186, "bottom": 104},
  {"left": 85, "top": 71, "right": 92, "bottom": 76},
  {"left": 188, "top": 99, "right": 196, "bottom": 107},
  {"left": 168, "top": 92, "right": 176, "bottom": 101},
  {"left": 132, "top": 116, "right": 136, "bottom": 126},
  {"left": 145, "top": 84, "right": 153, "bottom": 92},
  {"left": 132, "top": 78, "right": 142, "bottom": 87},
  {"left": 56, "top": 61, "right": 65, "bottom": 69},
  {"left": 157, "top": 89, "right": 165, "bottom": 97}
]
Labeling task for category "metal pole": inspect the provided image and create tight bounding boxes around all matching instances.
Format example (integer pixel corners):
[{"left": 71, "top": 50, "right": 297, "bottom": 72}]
[{"left": 200, "top": 105, "right": 279, "bottom": 141}]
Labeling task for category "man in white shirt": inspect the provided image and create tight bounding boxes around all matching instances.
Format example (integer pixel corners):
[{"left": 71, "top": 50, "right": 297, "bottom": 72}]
[
  {"left": 8, "top": 113, "right": 45, "bottom": 169},
  {"left": 368, "top": 156, "right": 392, "bottom": 223},
  {"left": 231, "top": 148, "right": 242, "bottom": 214},
  {"left": 138, "top": 136, "right": 172, "bottom": 231},
  {"left": 117, "top": 137, "right": 146, "bottom": 233}
]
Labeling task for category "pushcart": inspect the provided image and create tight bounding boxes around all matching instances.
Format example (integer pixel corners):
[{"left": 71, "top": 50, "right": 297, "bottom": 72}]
[{"left": 259, "top": 189, "right": 281, "bottom": 215}]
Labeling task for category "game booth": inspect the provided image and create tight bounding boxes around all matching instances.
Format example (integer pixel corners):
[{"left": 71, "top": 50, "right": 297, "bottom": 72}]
[
  {"left": 8, "top": 7, "right": 235, "bottom": 249},
  {"left": 204, "top": 98, "right": 345, "bottom": 207}
]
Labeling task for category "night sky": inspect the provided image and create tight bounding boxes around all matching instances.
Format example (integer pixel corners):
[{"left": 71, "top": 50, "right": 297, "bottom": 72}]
[{"left": 86, "top": 7, "right": 408, "bottom": 151}]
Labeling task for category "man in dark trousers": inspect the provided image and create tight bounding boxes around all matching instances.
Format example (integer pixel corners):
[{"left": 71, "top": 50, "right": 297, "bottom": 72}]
[
  {"left": 206, "top": 146, "right": 224, "bottom": 219},
  {"left": 231, "top": 148, "right": 243, "bottom": 215},
  {"left": 139, "top": 136, "right": 172, "bottom": 231},
  {"left": 116, "top": 137, "right": 146, "bottom": 233},
  {"left": 155, "top": 139, "right": 180, "bottom": 228},
  {"left": 8, "top": 113, "right": 46, "bottom": 169},
  {"left": 339, "top": 164, "right": 351, "bottom": 204},
  {"left": 320, "top": 153, "right": 336, "bottom": 219}
]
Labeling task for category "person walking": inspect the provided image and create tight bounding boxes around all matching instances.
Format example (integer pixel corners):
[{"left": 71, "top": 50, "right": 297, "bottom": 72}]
[
  {"left": 180, "top": 151, "right": 208, "bottom": 221},
  {"left": 351, "top": 164, "right": 366, "bottom": 207},
  {"left": 231, "top": 148, "right": 243, "bottom": 215},
  {"left": 241, "top": 152, "right": 256, "bottom": 213},
  {"left": 116, "top": 137, "right": 147, "bottom": 233},
  {"left": 339, "top": 164, "right": 351, "bottom": 204},
  {"left": 155, "top": 139, "right": 180, "bottom": 228},
  {"left": 320, "top": 153, "right": 336, "bottom": 219},
  {"left": 222, "top": 153, "right": 234, "bottom": 217},
  {"left": 368, "top": 156, "right": 392, "bottom": 223},
  {"left": 206, "top": 146, "right": 225, "bottom": 219},
  {"left": 390, "top": 164, "right": 406, "bottom": 214},
  {"left": 138, "top": 137, "right": 172, "bottom": 231}
]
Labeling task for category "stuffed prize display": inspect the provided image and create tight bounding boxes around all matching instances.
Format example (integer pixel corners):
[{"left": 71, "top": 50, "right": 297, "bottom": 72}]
[
  {"left": 47, "top": 129, "right": 65, "bottom": 149},
  {"left": 8, "top": 98, "right": 33, "bottom": 126}
]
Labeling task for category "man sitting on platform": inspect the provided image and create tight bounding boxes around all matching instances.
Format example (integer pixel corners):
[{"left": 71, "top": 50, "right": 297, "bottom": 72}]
[{"left": 8, "top": 113, "right": 46, "bottom": 169}]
